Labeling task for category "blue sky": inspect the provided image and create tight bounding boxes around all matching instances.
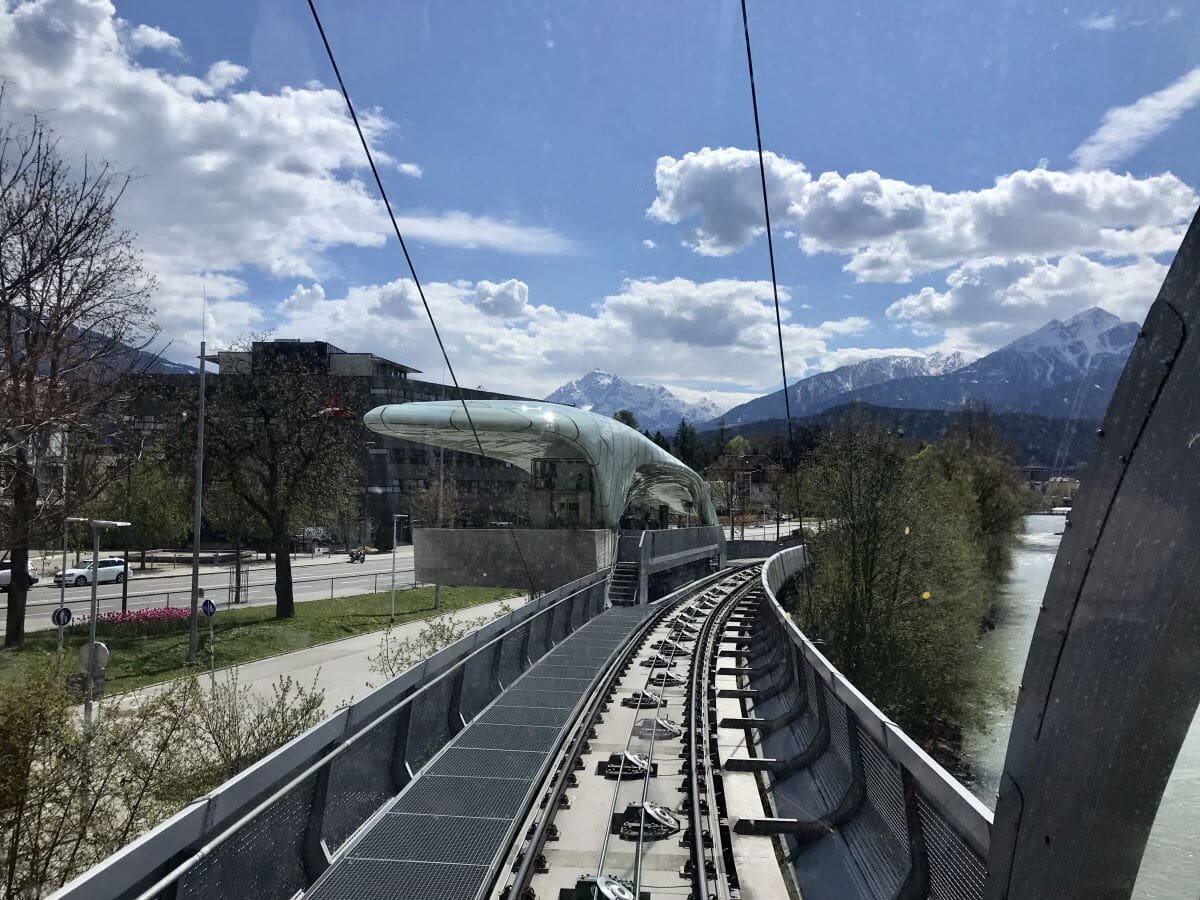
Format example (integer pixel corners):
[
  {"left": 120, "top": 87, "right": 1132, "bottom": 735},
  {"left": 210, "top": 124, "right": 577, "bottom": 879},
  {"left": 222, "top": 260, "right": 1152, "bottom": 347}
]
[{"left": 2, "top": 0, "right": 1198, "bottom": 408}]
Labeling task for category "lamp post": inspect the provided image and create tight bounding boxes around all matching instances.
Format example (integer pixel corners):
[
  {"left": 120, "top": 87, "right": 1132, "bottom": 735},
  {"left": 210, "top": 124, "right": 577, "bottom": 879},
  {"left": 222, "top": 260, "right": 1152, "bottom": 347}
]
[
  {"left": 187, "top": 342, "right": 207, "bottom": 665},
  {"left": 389, "top": 513, "right": 408, "bottom": 624},
  {"left": 68, "top": 517, "right": 131, "bottom": 726}
]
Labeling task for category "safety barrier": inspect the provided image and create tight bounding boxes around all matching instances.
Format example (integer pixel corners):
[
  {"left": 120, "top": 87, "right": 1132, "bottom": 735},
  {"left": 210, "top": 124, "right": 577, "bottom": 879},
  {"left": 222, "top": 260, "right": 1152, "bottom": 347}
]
[
  {"left": 741, "top": 545, "right": 993, "bottom": 899},
  {"left": 51, "top": 569, "right": 611, "bottom": 900}
]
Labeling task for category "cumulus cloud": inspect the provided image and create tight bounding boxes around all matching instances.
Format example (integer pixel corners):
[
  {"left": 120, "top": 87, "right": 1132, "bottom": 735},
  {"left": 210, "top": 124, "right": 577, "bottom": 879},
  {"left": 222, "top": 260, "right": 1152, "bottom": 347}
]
[
  {"left": 641, "top": 239, "right": 657, "bottom": 249},
  {"left": 127, "top": 23, "right": 180, "bottom": 53},
  {"left": 647, "top": 148, "right": 1194, "bottom": 281},
  {"left": 473, "top": 279, "right": 532, "bottom": 317},
  {"left": 886, "top": 254, "right": 1166, "bottom": 351},
  {"left": 1072, "top": 66, "right": 1200, "bottom": 170},
  {"left": 272, "top": 275, "right": 894, "bottom": 397},
  {"left": 0, "top": 0, "right": 573, "bottom": 349}
]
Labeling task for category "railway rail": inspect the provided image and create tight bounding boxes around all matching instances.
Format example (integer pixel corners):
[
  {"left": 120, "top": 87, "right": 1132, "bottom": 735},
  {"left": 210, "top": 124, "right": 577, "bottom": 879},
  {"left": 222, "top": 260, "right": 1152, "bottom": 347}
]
[{"left": 501, "top": 565, "right": 768, "bottom": 900}]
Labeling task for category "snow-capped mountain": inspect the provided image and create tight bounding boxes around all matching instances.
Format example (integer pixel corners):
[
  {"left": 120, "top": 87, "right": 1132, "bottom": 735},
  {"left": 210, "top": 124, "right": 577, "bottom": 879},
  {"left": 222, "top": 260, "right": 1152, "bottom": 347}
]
[
  {"left": 544, "top": 370, "right": 726, "bottom": 434},
  {"left": 828, "top": 308, "right": 1138, "bottom": 418},
  {"left": 710, "top": 351, "right": 973, "bottom": 427}
]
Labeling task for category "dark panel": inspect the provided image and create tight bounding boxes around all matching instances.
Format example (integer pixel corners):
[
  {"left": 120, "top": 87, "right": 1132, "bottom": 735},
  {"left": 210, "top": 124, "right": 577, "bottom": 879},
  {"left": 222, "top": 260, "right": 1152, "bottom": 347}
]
[{"left": 987, "top": 207, "right": 1200, "bottom": 897}]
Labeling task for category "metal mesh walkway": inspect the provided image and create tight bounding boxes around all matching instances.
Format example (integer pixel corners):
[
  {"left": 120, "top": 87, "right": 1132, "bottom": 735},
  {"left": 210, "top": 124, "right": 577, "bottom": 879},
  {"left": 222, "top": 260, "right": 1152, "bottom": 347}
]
[{"left": 304, "top": 604, "right": 653, "bottom": 900}]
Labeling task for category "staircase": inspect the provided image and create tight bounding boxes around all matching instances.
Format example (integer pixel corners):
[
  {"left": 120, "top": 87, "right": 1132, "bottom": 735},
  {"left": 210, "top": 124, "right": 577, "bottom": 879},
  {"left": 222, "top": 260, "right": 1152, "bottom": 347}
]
[{"left": 607, "top": 562, "right": 640, "bottom": 606}]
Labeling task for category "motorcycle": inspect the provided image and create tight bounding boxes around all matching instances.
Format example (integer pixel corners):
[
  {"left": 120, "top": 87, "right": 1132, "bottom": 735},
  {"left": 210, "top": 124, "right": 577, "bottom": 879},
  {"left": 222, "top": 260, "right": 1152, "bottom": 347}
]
[{"left": 348, "top": 549, "right": 366, "bottom": 564}]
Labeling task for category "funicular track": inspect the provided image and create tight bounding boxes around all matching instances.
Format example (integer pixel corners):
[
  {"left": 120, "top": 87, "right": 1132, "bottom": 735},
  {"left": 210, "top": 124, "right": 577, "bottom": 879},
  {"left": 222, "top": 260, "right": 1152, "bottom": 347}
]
[{"left": 503, "top": 565, "right": 762, "bottom": 900}]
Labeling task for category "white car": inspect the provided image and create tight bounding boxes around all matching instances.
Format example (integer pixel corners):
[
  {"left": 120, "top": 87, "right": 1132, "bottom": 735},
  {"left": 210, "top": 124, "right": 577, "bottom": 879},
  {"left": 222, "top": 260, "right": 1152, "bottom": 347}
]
[
  {"left": 0, "top": 562, "right": 39, "bottom": 592},
  {"left": 54, "top": 558, "right": 129, "bottom": 587}
]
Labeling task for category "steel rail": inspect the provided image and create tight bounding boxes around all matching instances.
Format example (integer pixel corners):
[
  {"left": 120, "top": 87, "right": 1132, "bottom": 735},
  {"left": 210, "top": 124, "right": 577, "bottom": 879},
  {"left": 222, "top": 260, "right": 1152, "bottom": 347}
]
[
  {"left": 686, "top": 567, "right": 758, "bottom": 899},
  {"left": 506, "top": 567, "right": 739, "bottom": 900}
]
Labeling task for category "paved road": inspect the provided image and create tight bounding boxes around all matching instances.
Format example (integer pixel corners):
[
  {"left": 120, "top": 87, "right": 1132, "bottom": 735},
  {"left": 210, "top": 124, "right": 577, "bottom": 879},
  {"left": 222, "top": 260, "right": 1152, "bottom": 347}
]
[{"left": 2, "top": 549, "right": 417, "bottom": 634}]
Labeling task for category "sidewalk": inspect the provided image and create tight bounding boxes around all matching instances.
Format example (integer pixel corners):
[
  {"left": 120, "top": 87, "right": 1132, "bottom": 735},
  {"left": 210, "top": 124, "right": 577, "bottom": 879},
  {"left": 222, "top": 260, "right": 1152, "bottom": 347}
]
[{"left": 120, "top": 595, "right": 526, "bottom": 715}]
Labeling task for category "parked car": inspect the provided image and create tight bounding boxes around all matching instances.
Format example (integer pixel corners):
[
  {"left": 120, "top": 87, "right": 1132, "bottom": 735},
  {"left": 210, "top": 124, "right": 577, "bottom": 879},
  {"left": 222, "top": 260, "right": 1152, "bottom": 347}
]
[
  {"left": 54, "top": 558, "right": 129, "bottom": 587},
  {"left": 0, "top": 562, "right": 40, "bottom": 592}
]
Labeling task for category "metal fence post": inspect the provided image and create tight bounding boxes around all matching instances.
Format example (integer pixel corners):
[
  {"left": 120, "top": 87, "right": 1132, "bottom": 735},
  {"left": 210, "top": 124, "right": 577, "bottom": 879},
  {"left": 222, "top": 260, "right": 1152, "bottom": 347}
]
[
  {"left": 391, "top": 703, "right": 414, "bottom": 791},
  {"left": 896, "top": 769, "right": 931, "bottom": 899},
  {"left": 447, "top": 666, "right": 467, "bottom": 736},
  {"left": 303, "top": 762, "right": 333, "bottom": 883}
]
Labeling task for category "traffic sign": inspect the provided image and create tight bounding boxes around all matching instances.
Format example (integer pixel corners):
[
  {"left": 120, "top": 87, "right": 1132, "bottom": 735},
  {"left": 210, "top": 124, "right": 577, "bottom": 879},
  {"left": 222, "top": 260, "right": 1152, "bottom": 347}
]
[
  {"left": 79, "top": 641, "right": 110, "bottom": 671},
  {"left": 201, "top": 598, "right": 216, "bottom": 617},
  {"left": 51, "top": 606, "right": 72, "bottom": 628}
]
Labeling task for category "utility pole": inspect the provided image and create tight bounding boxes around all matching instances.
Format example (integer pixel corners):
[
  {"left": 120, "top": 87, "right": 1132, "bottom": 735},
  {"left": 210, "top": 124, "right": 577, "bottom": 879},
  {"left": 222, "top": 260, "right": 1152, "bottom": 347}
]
[
  {"left": 187, "top": 341, "right": 206, "bottom": 665},
  {"left": 121, "top": 396, "right": 132, "bottom": 613}
]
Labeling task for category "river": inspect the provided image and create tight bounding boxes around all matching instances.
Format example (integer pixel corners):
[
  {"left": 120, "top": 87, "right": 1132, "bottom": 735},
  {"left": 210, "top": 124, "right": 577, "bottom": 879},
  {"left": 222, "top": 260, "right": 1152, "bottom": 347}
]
[{"left": 962, "top": 515, "right": 1200, "bottom": 897}]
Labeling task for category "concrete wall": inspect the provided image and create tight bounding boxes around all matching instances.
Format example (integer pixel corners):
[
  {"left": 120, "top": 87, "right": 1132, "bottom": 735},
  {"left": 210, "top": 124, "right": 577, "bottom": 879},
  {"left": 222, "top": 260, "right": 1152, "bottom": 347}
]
[{"left": 413, "top": 528, "right": 616, "bottom": 593}]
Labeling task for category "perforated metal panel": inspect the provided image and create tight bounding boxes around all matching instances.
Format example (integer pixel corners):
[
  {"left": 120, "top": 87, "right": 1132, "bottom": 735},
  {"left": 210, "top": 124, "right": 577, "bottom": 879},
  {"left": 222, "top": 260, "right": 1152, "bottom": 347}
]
[
  {"left": 497, "top": 625, "right": 529, "bottom": 686},
  {"left": 459, "top": 643, "right": 499, "bottom": 721},
  {"left": 305, "top": 604, "right": 656, "bottom": 900},
  {"left": 859, "top": 728, "right": 908, "bottom": 852},
  {"left": 430, "top": 747, "right": 545, "bottom": 780},
  {"left": 306, "top": 858, "right": 487, "bottom": 900},
  {"left": 919, "top": 794, "right": 988, "bottom": 900},
  {"left": 177, "top": 773, "right": 318, "bottom": 900},
  {"left": 455, "top": 722, "right": 562, "bottom": 753},
  {"left": 526, "top": 609, "right": 553, "bottom": 661},
  {"left": 407, "top": 676, "right": 456, "bottom": 772},
  {"left": 323, "top": 713, "right": 403, "bottom": 852}
]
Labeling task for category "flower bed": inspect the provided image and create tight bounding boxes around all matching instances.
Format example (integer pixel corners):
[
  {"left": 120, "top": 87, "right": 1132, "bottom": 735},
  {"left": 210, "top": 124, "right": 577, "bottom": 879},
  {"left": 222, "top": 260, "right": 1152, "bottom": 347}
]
[{"left": 74, "top": 606, "right": 193, "bottom": 636}]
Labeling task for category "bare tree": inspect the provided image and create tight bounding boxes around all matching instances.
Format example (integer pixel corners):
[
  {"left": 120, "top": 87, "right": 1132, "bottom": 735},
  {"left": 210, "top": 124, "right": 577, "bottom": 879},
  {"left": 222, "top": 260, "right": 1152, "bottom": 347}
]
[{"left": 0, "top": 95, "right": 158, "bottom": 647}]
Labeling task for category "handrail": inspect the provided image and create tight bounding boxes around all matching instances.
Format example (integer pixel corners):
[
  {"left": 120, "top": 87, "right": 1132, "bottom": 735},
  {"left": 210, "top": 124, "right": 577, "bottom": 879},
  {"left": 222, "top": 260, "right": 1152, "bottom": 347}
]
[
  {"left": 50, "top": 567, "right": 610, "bottom": 900},
  {"left": 760, "top": 545, "right": 993, "bottom": 856}
]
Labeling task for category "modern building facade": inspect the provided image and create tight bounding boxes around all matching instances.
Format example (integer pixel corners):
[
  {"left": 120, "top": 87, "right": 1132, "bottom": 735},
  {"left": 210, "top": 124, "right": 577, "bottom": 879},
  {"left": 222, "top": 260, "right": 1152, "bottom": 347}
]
[
  {"left": 130, "top": 340, "right": 537, "bottom": 545},
  {"left": 363, "top": 400, "right": 717, "bottom": 529}
]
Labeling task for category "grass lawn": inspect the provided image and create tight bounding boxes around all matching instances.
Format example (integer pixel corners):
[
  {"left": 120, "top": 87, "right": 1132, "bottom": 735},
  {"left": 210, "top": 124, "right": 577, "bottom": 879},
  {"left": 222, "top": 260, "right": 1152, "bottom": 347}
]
[{"left": 0, "top": 585, "right": 520, "bottom": 696}]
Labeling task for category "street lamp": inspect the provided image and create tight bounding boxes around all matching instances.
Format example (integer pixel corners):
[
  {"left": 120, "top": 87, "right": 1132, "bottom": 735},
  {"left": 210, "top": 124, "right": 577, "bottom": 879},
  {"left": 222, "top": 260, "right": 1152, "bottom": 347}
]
[
  {"left": 67, "top": 516, "right": 131, "bottom": 726},
  {"left": 390, "top": 513, "right": 409, "bottom": 624}
]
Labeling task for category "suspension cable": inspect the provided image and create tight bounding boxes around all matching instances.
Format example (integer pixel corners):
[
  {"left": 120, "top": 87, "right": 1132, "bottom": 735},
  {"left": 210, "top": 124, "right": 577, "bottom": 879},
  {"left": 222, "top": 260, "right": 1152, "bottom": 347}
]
[
  {"left": 740, "top": 0, "right": 794, "bottom": 461},
  {"left": 306, "top": 0, "right": 538, "bottom": 599}
]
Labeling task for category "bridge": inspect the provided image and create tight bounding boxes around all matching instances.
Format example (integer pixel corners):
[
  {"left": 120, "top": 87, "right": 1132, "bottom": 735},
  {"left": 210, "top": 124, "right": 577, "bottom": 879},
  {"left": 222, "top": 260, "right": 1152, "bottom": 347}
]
[{"left": 48, "top": 211, "right": 1200, "bottom": 899}]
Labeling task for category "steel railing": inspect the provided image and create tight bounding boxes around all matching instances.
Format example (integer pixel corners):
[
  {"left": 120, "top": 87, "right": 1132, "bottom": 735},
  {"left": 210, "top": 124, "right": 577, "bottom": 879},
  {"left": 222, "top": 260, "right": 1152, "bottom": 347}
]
[
  {"left": 49, "top": 568, "right": 612, "bottom": 900},
  {"left": 741, "top": 545, "right": 993, "bottom": 899}
]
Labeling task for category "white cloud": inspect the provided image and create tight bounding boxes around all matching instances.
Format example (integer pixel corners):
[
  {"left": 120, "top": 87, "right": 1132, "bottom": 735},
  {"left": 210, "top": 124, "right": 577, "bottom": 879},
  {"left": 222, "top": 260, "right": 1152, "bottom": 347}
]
[
  {"left": 127, "top": 23, "right": 180, "bottom": 53},
  {"left": 649, "top": 148, "right": 1194, "bottom": 281},
  {"left": 1072, "top": 66, "right": 1200, "bottom": 170},
  {"left": 886, "top": 254, "right": 1166, "bottom": 351},
  {"left": 641, "top": 239, "right": 657, "bottom": 249},
  {"left": 473, "top": 279, "right": 532, "bottom": 318},
  {"left": 398, "top": 162, "right": 423, "bottom": 178},
  {"left": 271, "top": 275, "right": 884, "bottom": 397},
  {"left": 1079, "top": 12, "right": 1118, "bottom": 31},
  {"left": 0, "top": 0, "right": 573, "bottom": 351},
  {"left": 393, "top": 211, "right": 579, "bottom": 255}
]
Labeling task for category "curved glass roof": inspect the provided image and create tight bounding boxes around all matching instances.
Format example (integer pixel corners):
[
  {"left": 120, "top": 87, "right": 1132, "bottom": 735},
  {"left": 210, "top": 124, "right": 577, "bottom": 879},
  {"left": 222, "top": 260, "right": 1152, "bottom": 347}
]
[{"left": 364, "top": 400, "right": 717, "bottom": 527}]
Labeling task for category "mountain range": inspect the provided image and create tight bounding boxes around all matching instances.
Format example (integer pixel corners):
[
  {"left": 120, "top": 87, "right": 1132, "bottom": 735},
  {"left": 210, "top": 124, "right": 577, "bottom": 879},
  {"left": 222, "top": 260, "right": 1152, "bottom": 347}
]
[
  {"left": 543, "top": 369, "right": 721, "bottom": 434},
  {"left": 706, "top": 307, "right": 1137, "bottom": 428},
  {"left": 542, "top": 307, "right": 1139, "bottom": 436}
]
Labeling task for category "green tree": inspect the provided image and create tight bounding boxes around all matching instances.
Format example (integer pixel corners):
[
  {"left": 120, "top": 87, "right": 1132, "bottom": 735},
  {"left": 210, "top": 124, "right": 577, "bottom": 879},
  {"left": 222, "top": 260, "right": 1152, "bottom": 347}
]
[
  {"left": 612, "top": 409, "right": 638, "bottom": 429},
  {"left": 789, "top": 412, "right": 1000, "bottom": 751},
  {"left": 90, "top": 455, "right": 190, "bottom": 569},
  {"left": 725, "top": 435, "right": 751, "bottom": 457},
  {"left": 671, "top": 418, "right": 709, "bottom": 470},
  {"left": 165, "top": 349, "right": 360, "bottom": 619}
]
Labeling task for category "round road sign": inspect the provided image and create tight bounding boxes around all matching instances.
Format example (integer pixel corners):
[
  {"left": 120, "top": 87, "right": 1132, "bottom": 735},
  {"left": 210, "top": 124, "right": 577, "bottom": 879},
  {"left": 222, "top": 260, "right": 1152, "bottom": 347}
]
[
  {"left": 51, "top": 606, "right": 72, "bottom": 628},
  {"left": 201, "top": 598, "right": 216, "bottom": 618},
  {"left": 78, "top": 641, "right": 110, "bottom": 671}
]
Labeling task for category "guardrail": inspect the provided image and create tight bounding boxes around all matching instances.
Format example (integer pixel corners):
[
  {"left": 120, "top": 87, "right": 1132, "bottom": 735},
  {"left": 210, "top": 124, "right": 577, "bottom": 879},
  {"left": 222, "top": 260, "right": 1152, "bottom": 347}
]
[
  {"left": 747, "top": 545, "right": 993, "bottom": 898},
  {"left": 50, "top": 568, "right": 611, "bottom": 900}
]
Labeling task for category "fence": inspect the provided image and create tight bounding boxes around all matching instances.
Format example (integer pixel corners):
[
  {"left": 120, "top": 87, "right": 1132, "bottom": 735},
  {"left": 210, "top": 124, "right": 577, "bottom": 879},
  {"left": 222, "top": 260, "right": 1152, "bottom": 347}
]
[
  {"left": 744, "top": 545, "right": 993, "bottom": 899},
  {"left": 50, "top": 568, "right": 611, "bottom": 900},
  {"left": 1, "top": 566, "right": 419, "bottom": 622}
]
